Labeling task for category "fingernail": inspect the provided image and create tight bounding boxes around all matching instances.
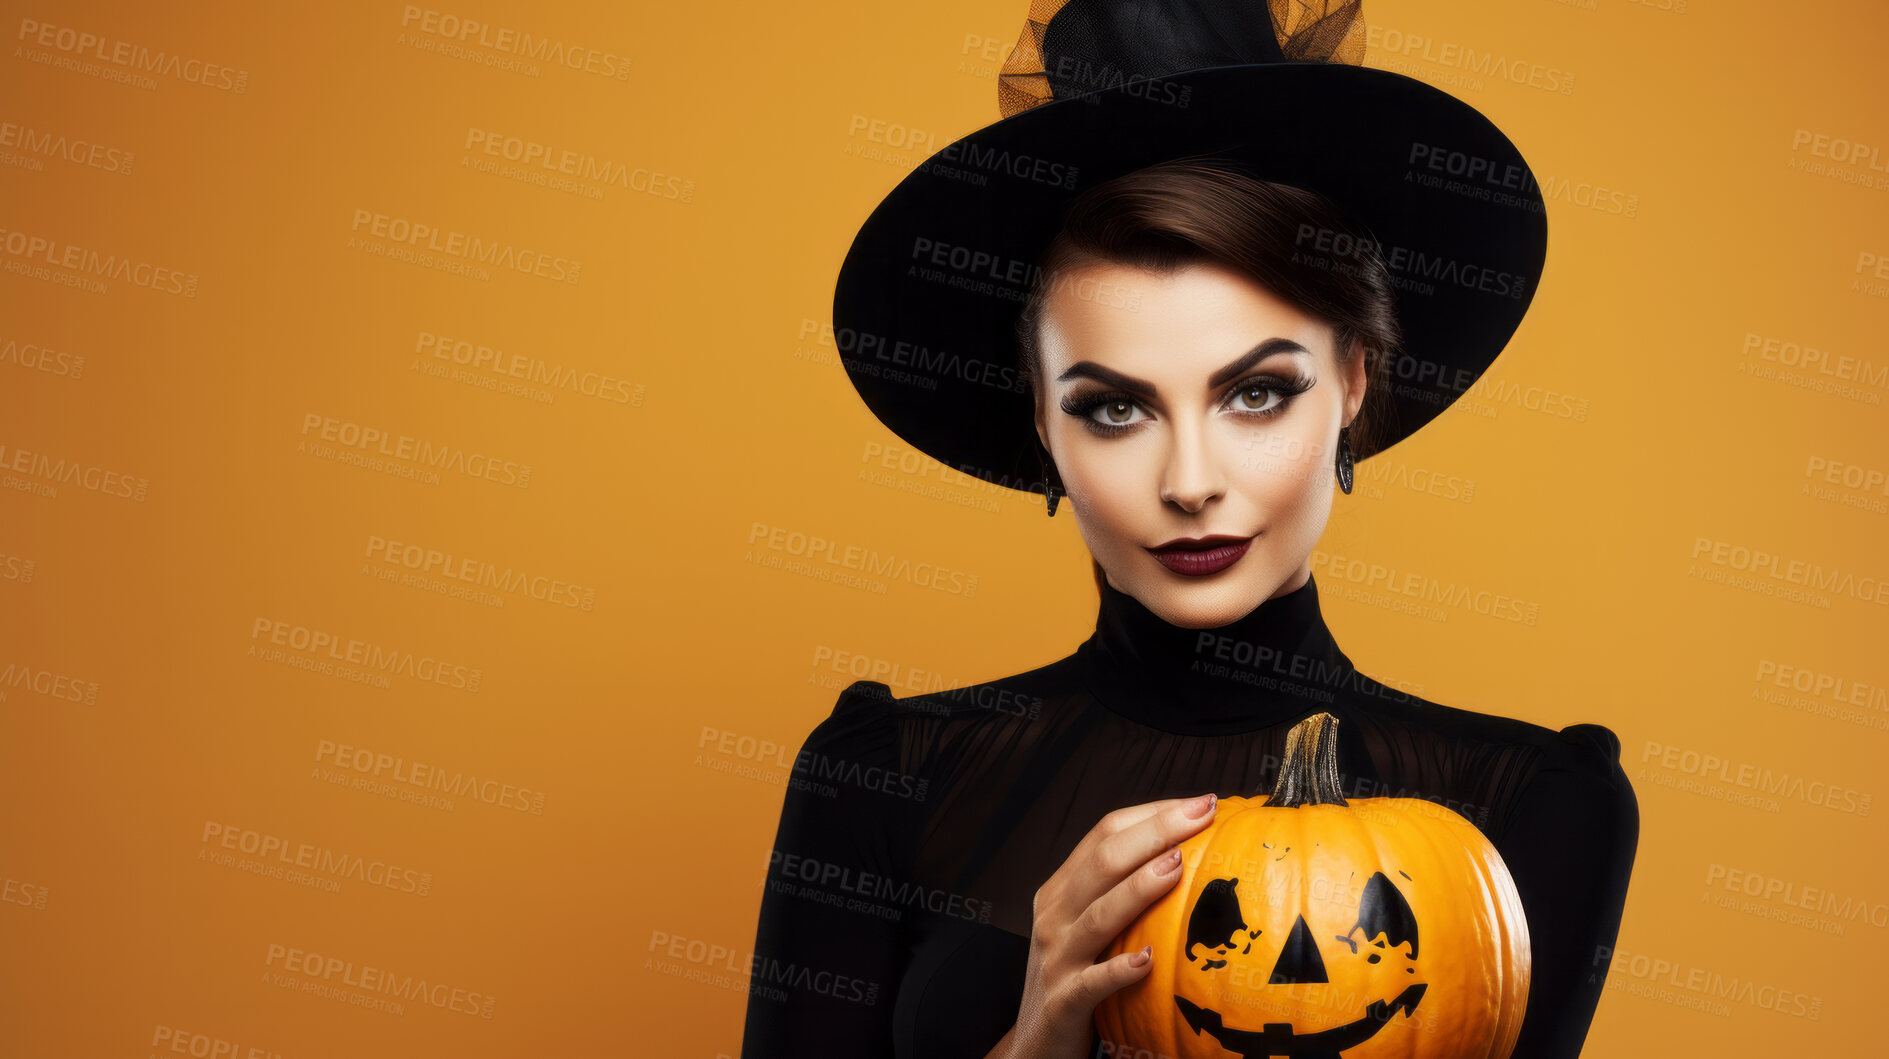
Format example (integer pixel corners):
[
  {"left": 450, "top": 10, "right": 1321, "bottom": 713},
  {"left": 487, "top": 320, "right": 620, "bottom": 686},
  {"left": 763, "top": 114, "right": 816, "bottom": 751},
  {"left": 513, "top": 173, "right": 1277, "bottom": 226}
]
[
  {"left": 1130, "top": 945, "right": 1151, "bottom": 967},
  {"left": 1185, "top": 793, "right": 1217, "bottom": 818},
  {"left": 1156, "top": 847, "right": 1183, "bottom": 874}
]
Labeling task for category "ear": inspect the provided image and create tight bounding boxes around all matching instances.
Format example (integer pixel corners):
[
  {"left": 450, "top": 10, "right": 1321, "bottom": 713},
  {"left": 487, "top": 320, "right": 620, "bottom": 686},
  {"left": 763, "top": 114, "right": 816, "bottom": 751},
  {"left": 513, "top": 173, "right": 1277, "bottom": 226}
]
[
  {"left": 1340, "top": 335, "right": 1369, "bottom": 430},
  {"left": 1034, "top": 397, "right": 1051, "bottom": 456}
]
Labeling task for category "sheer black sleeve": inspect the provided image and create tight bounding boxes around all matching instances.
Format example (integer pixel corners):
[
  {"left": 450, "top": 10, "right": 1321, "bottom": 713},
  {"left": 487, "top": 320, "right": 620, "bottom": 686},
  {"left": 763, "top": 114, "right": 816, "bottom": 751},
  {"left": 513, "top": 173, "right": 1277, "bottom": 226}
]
[
  {"left": 741, "top": 680, "right": 909, "bottom": 1058},
  {"left": 1496, "top": 723, "right": 1640, "bottom": 1058}
]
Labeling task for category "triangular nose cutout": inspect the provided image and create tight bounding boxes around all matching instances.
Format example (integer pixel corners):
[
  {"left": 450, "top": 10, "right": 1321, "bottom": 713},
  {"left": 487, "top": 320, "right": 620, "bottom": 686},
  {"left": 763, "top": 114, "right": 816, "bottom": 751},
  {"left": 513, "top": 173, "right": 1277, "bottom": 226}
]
[{"left": 1268, "top": 914, "right": 1329, "bottom": 984}]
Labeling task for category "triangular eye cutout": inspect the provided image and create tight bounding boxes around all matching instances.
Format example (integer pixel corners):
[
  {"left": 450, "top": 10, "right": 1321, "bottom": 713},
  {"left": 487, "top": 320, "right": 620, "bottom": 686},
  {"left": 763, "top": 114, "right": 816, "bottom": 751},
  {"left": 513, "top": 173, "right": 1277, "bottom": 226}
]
[
  {"left": 1267, "top": 914, "right": 1329, "bottom": 984},
  {"left": 1354, "top": 871, "right": 1421, "bottom": 958}
]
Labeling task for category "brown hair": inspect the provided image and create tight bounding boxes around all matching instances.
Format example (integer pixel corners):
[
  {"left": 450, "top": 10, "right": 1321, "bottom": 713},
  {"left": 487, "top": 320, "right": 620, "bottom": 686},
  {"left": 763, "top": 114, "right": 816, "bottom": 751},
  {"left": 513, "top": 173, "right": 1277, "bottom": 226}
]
[{"left": 1012, "top": 158, "right": 1404, "bottom": 595}]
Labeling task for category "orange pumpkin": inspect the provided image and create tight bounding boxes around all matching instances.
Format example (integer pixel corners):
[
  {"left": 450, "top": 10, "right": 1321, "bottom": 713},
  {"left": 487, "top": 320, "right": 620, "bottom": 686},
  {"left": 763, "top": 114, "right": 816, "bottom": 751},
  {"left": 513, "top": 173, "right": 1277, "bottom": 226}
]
[{"left": 1094, "top": 713, "right": 1530, "bottom": 1059}]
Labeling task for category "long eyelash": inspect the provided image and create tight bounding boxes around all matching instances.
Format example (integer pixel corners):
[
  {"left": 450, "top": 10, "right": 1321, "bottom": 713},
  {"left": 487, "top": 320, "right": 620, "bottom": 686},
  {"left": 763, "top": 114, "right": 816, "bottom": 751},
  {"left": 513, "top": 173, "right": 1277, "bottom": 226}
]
[
  {"left": 1060, "top": 373, "right": 1316, "bottom": 437},
  {"left": 1059, "top": 390, "right": 1143, "bottom": 437},
  {"left": 1225, "top": 373, "right": 1315, "bottom": 418}
]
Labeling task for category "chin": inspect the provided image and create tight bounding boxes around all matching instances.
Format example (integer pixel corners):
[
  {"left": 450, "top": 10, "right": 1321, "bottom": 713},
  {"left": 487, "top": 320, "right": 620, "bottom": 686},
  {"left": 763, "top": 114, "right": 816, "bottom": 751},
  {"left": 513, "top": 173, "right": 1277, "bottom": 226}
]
[{"left": 1130, "top": 566, "right": 1277, "bottom": 629}]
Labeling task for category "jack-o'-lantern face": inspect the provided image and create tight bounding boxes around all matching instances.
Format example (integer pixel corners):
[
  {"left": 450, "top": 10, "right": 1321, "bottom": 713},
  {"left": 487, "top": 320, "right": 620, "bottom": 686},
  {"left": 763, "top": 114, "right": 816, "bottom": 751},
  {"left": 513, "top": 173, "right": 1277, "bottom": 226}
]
[
  {"left": 1093, "top": 715, "right": 1530, "bottom": 1059},
  {"left": 1171, "top": 868, "right": 1427, "bottom": 1058}
]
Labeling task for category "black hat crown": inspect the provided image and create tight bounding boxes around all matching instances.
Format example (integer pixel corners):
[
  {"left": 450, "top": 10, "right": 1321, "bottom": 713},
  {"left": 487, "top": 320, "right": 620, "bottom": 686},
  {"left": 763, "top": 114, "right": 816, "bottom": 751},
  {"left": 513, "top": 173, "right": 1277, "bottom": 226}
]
[{"left": 1001, "top": 0, "right": 1366, "bottom": 117}]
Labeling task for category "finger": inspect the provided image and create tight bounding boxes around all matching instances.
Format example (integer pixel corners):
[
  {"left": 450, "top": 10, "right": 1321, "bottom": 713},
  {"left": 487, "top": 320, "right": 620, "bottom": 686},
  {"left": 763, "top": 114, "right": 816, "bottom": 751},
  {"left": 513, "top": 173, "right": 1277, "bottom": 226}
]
[
  {"left": 1066, "top": 793, "right": 1216, "bottom": 911},
  {"left": 1039, "top": 796, "right": 1194, "bottom": 909},
  {"left": 1067, "top": 844, "right": 1187, "bottom": 955},
  {"left": 1062, "top": 944, "right": 1154, "bottom": 1018},
  {"left": 1068, "top": 797, "right": 1191, "bottom": 863}
]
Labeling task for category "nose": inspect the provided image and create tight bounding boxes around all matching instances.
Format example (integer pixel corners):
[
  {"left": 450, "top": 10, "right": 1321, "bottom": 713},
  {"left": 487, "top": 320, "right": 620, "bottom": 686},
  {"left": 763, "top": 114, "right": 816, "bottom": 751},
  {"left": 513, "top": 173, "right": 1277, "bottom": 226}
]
[
  {"left": 1268, "top": 914, "right": 1330, "bottom": 984},
  {"left": 1159, "top": 416, "right": 1225, "bottom": 512}
]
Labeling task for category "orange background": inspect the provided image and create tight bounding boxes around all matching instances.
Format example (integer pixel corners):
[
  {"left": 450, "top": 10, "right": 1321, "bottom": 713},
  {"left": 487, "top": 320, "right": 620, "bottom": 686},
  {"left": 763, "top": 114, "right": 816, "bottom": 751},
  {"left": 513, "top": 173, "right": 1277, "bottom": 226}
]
[{"left": 3, "top": 0, "right": 1886, "bottom": 1055}]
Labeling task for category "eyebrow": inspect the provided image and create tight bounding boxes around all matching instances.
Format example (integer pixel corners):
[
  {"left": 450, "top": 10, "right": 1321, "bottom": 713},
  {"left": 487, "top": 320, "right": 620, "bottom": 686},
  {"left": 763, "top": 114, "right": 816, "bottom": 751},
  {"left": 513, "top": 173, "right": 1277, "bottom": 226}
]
[{"left": 1055, "top": 337, "right": 1312, "bottom": 395}]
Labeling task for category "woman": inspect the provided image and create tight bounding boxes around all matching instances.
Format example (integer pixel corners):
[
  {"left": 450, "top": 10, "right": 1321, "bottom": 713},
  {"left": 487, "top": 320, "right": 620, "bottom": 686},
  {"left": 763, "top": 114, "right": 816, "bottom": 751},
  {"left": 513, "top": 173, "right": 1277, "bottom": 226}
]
[{"left": 744, "top": 4, "right": 1636, "bottom": 1057}]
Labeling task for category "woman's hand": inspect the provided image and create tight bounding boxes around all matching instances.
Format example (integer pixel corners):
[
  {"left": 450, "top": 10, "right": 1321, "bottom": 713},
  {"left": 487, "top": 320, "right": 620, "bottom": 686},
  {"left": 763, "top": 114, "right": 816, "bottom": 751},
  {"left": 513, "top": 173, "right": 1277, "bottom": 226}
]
[{"left": 985, "top": 792, "right": 1219, "bottom": 1059}]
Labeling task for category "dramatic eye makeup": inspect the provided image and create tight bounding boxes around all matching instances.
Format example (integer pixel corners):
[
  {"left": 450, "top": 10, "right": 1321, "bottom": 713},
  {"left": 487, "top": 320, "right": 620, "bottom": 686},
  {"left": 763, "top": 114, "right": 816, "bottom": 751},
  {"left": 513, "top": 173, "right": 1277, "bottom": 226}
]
[{"left": 1056, "top": 338, "right": 1317, "bottom": 438}]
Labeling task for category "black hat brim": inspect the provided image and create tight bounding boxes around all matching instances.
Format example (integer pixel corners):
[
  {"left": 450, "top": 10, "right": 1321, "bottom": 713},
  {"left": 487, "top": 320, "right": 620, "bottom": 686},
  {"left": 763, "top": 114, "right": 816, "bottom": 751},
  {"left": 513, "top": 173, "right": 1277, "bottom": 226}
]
[{"left": 833, "top": 62, "right": 1548, "bottom": 496}]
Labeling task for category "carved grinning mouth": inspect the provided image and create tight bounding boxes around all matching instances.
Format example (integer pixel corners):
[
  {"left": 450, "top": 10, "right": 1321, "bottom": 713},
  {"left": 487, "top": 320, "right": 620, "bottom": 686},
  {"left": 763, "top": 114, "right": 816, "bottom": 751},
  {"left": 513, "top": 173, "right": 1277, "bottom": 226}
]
[{"left": 1173, "top": 984, "right": 1428, "bottom": 1059}]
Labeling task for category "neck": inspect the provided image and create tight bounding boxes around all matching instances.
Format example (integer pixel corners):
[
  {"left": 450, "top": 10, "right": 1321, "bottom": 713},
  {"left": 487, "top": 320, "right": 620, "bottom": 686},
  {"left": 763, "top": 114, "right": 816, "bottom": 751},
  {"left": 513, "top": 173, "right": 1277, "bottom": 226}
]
[{"left": 1075, "top": 571, "right": 1353, "bottom": 736}]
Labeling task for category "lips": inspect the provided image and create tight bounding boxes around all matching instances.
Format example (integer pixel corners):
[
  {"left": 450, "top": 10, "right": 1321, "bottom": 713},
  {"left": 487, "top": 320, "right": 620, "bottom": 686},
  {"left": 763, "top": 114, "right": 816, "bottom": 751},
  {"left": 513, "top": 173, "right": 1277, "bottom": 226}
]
[{"left": 1148, "top": 535, "right": 1254, "bottom": 577}]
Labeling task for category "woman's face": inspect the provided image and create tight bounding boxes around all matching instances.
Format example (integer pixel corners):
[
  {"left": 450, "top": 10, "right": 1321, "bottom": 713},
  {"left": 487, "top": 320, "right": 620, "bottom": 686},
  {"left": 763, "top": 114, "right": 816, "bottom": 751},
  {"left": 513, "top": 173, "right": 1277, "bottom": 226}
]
[{"left": 1033, "top": 259, "right": 1367, "bottom": 630}]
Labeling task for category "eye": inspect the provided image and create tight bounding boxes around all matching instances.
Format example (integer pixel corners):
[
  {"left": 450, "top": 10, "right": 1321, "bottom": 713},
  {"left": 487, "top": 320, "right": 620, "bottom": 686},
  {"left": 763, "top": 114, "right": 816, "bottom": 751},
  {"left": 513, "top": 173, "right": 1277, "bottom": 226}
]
[
  {"left": 1223, "top": 373, "right": 1314, "bottom": 419},
  {"left": 1058, "top": 371, "right": 1313, "bottom": 438},
  {"left": 1230, "top": 383, "right": 1285, "bottom": 415},
  {"left": 1059, "top": 390, "right": 1154, "bottom": 437},
  {"left": 1184, "top": 877, "right": 1253, "bottom": 971},
  {"left": 1087, "top": 398, "right": 1150, "bottom": 429}
]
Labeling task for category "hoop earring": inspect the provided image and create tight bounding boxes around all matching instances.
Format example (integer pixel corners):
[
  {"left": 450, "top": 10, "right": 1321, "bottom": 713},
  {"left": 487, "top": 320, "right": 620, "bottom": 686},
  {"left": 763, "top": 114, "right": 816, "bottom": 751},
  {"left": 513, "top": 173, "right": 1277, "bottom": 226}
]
[
  {"left": 1335, "top": 425, "right": 1355, "bottom": 495},
  {"left": 1035, "top": 441, "right": 1063, "bottom": 517}
]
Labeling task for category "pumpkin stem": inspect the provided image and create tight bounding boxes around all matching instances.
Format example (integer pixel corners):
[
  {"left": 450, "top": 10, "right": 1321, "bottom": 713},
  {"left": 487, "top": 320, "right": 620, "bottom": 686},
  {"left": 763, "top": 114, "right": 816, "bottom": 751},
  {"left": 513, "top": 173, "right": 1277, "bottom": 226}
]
[{"left": 1264, "top": 712, "right": 1349, "bottom": 808}]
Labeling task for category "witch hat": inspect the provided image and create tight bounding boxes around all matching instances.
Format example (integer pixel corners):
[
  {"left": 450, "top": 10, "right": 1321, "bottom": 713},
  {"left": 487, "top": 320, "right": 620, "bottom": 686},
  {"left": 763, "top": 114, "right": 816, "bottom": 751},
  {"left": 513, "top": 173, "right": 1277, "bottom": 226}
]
[{"left": 833, "top": 0, "right": 1547, "bottom": 498}]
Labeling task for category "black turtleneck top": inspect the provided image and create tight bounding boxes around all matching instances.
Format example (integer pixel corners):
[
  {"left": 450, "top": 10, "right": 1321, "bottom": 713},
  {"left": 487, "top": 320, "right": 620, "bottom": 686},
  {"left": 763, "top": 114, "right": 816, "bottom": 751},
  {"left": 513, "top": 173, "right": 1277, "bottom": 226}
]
[{"left": 741, "top": 572, "right": 1637, "bottom": 1058}]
